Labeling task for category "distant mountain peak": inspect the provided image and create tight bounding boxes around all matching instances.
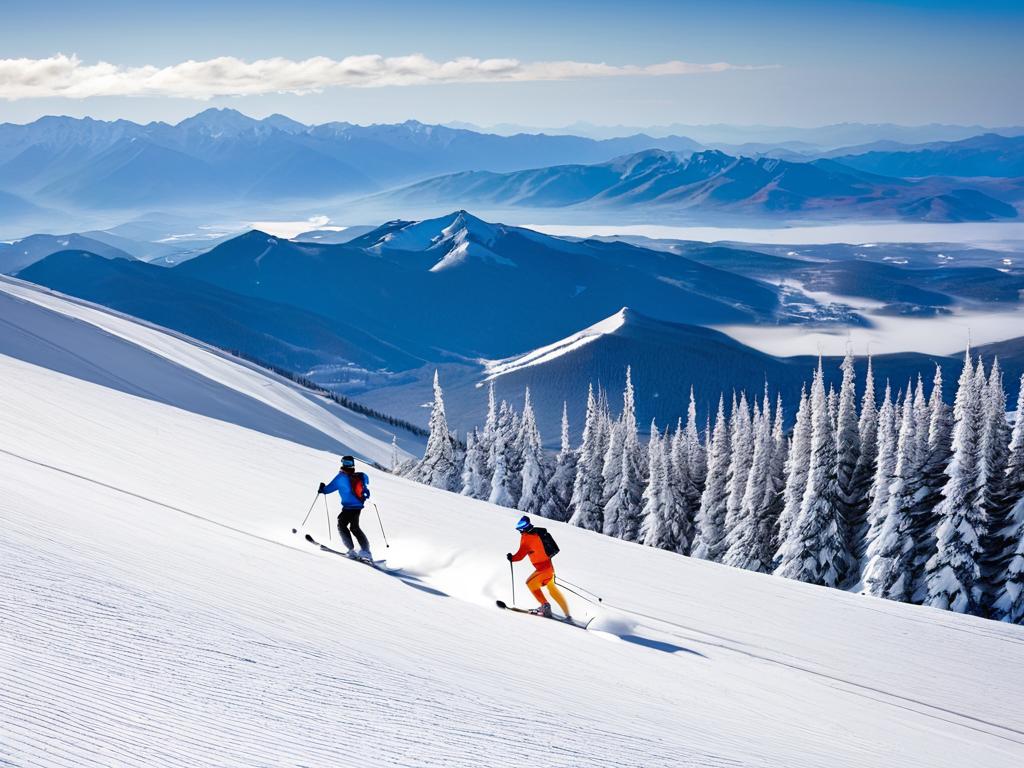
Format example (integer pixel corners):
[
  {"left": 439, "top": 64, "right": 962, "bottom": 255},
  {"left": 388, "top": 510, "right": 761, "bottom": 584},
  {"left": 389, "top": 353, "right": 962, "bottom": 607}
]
[
  {"left": 175, "top": 107, "right": 260, "bottom": 137},
  {"left": 362, "top": 210, "right": 516, "bottom": 272}
]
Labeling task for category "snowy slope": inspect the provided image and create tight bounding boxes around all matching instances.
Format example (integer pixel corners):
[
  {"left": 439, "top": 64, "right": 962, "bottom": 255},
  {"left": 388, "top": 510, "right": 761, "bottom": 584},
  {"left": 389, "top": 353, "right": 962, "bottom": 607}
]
[
  {"left": 0, "top": 276, "right": 418, "bottom": 463},
  {"left": 2, "top": 290, "right": 1024, "bottom": 766}
]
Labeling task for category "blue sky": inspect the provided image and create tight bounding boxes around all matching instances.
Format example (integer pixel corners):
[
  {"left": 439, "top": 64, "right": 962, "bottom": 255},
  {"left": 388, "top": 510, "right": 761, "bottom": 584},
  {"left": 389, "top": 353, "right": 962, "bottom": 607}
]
[{"left": 1, "top": 0, "right": 1021, "bottom": 127}]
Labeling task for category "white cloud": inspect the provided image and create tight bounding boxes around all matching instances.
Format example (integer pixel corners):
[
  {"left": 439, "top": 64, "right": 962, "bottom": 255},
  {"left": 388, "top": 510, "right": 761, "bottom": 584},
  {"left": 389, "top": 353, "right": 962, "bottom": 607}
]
[{"left": 0, "top": 53, "right": 775, "bottom": 100}]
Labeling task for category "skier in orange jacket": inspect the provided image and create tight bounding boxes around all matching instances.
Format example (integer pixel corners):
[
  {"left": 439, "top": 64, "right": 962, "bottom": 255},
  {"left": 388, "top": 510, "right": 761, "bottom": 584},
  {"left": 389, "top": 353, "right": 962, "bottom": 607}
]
[{"left": 507, "top": 515, "right": 571, "bottom": 619}]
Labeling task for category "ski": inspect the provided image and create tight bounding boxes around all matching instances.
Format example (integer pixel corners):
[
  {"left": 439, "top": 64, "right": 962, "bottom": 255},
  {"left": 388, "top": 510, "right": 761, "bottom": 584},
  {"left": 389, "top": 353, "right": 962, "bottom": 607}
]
[
  {"left": 495, "top": 600, "right": 590, "bottom": 629},
  {"left": 302, "top": 533, "right": 389, "bottom": 570}
]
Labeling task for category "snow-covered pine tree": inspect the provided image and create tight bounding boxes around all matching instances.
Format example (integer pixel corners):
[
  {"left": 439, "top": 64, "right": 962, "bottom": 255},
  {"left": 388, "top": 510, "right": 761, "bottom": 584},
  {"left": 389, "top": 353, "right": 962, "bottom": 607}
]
[
  {"left": 487, "top": 400, "right": 518, "bottom": 507},
  {"left": 603, "top": 367, "right": 645, "bottom": 541},
  {"left": 516, "top": 389, "right": 547, "bottom": 515},
  {"left": 693, "top": 396, "right": 731, "bottom": 562},
  {"left": 763, "top": 394, "right": 787, "bottom": 550},
  {"left": 925, "top": 351, "right": 986, "bottom": 614},
  {"left": 391, "top": 435, "right": 400, "bottom": 472},
  {"left": 460, "top": 429, "right": 487, "bottom": 498},
  {"left": 849, "top": 358, "right": 879, "bottom": 565},
  {"left": 860, "top": 381, "right": 897, "bottom": 581},
  {"left": 640, "top": 421, "right": 675, "bottom": 550},
  {"left": 774, "top": 385, "right": 810, "bottom": 566},
  {"left": 725, "top": 392, "right": 777, "bottom": 572},
  {"left": 724, "top": 392, "right": 754, "bottom": 542},
  {"left": 911, "top": 366, "right": 953, "bottom": 602},
  {"left": 569, "top": 385, "right": 605, "bottom": 532},
  {"left": 479, "top": 381, "right": 498, "bottom": 497},
  {"left": 417, "top": 370, "right": 459, "bottom": 490},
  {"left": 864, "top": 379, "right": 926, "bottom": 601},
  {"left": 667, "top": 419, "right": 697, "bottom": 553},
  {"left": 540, "top": 403, "right": 577, "bottom": 522},
  {"left": 979, "top": 359, "right": 1012, "bottom": 606},
  {"left": 686, "top": 387, "right": 707, "bottom": 501},
  {"left": 776, "top": 359, "right": 851, "bottom": 587},
  {"left": 991, "top": 375, "right": 1024, "bottom": 622},
  {"left": 835, "top": 352, "right": 862, "bottom": 579}
]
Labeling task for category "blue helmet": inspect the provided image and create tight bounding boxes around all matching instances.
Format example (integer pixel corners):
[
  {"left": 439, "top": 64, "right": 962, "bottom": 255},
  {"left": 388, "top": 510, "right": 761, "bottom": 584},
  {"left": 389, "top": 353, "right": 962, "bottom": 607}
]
[
  {"left": 340, "top": 455, "right": 356, "bottom": 471},
  {"left": 515, "top": 515, "right": 533, "bottom": 532}
]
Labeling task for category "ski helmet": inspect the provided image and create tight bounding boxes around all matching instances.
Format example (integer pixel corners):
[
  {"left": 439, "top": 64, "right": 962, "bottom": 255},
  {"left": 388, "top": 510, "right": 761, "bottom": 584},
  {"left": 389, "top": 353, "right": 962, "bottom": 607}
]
[
  {"left": 340, "top": 455, "right": 356, "bottom": 470},
  {"left": 515, "top": 515, "right": 533, "bottom": 532}
]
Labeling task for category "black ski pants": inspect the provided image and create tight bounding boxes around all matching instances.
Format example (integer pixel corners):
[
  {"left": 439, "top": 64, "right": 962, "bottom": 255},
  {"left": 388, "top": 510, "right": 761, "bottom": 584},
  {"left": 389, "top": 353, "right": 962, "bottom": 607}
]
[{"left": 337, "top": 507, "right": 370, "bottom": 552}]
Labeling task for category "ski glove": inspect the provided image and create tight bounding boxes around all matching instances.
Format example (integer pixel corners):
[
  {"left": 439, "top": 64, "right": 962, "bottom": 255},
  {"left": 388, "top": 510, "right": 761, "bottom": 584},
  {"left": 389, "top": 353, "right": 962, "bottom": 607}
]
[
  {"left": 506, "top": 552, "right": 513, "bottom": 561},
  {"left": 318, "top": 482, "right": 326, "bottom": 494}
]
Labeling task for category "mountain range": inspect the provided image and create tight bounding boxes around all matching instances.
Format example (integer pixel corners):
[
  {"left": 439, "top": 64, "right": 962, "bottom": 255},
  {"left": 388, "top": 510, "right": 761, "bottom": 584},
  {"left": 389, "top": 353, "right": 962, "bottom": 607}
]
[
  {"left": 0, "top": 109, "right": 700, "bottom": 209},
  {"left": 375, "top": 149, "right": 1019, "bottom": 221},
  {"left": 0, "top": 110, "right": 1021, "bottom": 223},
  {"left": 12, "top": 210, "right": 1024, "bottom": 439}
]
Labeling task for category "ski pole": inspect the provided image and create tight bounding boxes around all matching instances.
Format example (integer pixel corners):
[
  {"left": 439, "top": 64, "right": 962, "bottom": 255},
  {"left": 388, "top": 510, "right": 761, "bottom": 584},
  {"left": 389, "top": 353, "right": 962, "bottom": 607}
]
[
  {"left": 323, "top": 495, "right": 332, "bottom": 542},
  {"left": 556, "top": 577, "right": 603, "bottom": 603},
  {"left": 373, "top": 503, "right": 390, "bottom": 548},
  {"left": 292, "top": 492, "right": 320, "bottom": 534},
  {"left": 509, "top": 560, "right": 516, "bottom": 607}
]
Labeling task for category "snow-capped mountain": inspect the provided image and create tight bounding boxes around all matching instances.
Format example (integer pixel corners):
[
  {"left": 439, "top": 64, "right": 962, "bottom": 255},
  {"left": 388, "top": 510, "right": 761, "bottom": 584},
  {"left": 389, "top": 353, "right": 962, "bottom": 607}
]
[
  {"left": 2, "top": 275, "right": 1021, "bottom": 767},
  {"left": 359, "top": 210, "right": 516, "bottom": 272},
  {"left": 175, "top": 213, "right": 782, "bottom": 358}
]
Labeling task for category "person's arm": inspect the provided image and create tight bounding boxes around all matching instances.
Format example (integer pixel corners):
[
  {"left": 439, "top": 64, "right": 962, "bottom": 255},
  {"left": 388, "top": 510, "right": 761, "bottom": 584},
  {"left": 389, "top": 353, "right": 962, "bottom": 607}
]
[
  {"left": 508, "top": 534, "right": 531, "bottom": 562},
  {"left": 322, "top": 473, "right": 342, "bottom": 495},
  {"left": 361, "top": 473, "right": 370, "bottom": 500}
]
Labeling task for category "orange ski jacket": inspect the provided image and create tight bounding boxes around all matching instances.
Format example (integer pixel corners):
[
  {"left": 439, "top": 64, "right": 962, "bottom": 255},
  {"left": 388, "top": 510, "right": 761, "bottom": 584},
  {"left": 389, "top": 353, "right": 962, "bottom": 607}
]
[{"left": 510, "top": 531, "right": 552, "bottom": 571}]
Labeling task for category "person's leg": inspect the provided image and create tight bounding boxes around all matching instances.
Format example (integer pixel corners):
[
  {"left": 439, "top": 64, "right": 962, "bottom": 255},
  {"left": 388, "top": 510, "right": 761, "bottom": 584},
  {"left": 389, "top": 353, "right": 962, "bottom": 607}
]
[
  {"left": 336, "top": 512, "right": 355, "bottom": 550},
  {"left": 545, "top": 575, "right": 571, "bottom": 617},
  {"left": 525, "top": 569, "right": 548, "bottom": 605},
  {"left": 346, "top": 508, "right": 371, "bottom": 553}
]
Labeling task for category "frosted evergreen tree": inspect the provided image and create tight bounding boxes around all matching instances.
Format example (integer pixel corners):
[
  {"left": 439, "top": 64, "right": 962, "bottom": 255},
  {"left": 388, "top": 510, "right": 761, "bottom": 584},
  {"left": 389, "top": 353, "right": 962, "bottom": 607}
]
[
  {"left": 487, "top": 401, "right": 518, "bottom": 507},
  {"left": 418, "top": 370, "right": 459, "bottom": 490},
  {"left": 774, "top": 385, "right": 810, "bottom": 564},
  {"left": 640, "top": 421, "right": 676, "bottom": 550},
  {"left": 694, "top": 396, "right": 731, "bottom": 561},
  {"left": 569, "top": 385, "right": 605, "bottom": 532},
  {"left": 667, "top": 419, "right": 697, "bottom": 553},
  {"left": 861, "top": 381, "right": 897, "bottom": 580},
  {"left": 835, "top": 352, "right": 862, "bottom": 559},
  {"left": 516, "top": 389, "right": 547, "bottom": 515},
  {"left": 725, "top": 393, "right": 777, "bottom": 572},
  {"left": 776, "top": 359, "right": 851, "bottom": 587},
  {"left": 460, "top": 429, "right": 488, "bottom": 498},
  {"left": 763, "top": 395, "right": 788, "bottom": 548},
  {"left": 864, "top": 379, "right": 926, "bottom": 601},
  {"left": 686, "top": 387, "right": 707, "bottom": 498},
  {"left": 911, "top": 367, "right": 952, "bottom": 601},
  {"left": 992, "top": 499, "right": 1024, "bottom": 624},
  {"left": 540, "top": 403, "right": 577, "bottom": 522},
  {"left": 849, "top": 358, "right": 879, "bottom": 564},
  {"left": 391, "top": 435, "right": 401, "bottom": 472},
  {"left": 925, "top": 352, "right": 986, "bottom": 614},
  {"left": 603, "top": 368, "right": 644, "bottom": 541},
  {"left": 479, "top": 381, "right": 498, "bottom": 497},
  {"left": 724, "top": 392, "right": 754, "bottom": 539},
  {"left": 979, "top": 359, "right": 1012, "bottom": 603},
  {"left": 992, "top": 377, "right": 1024, "bottom": 622}
]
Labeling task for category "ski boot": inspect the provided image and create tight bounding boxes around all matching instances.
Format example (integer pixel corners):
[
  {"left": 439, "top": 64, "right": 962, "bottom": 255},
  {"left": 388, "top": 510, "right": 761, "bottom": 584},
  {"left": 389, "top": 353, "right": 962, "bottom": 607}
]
[{"left": 529, "top": 602, "right": 553, "bottom": 618}]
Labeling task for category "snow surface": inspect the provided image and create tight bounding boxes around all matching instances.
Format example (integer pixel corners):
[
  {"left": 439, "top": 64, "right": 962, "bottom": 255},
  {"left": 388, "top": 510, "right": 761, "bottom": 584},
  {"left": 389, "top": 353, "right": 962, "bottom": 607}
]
[
  {"left": 2, "top": 288, "right": 1024, "bottom": 767},
  {"left": 483, "top": 307, "right": 628, "bottom": 380}
]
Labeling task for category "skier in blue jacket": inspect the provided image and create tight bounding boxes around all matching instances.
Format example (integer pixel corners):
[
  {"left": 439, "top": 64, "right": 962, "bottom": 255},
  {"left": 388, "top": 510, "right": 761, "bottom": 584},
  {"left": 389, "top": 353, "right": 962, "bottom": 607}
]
[{"left": 318, "top": 455, "right": 373, "bottom": 560}]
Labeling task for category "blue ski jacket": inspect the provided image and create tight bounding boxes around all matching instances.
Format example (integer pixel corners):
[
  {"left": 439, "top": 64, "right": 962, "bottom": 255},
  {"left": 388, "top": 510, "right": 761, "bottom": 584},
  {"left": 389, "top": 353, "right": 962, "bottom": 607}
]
[{"left": 323, "top": 471, "right": 370, "bottom": 509}]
